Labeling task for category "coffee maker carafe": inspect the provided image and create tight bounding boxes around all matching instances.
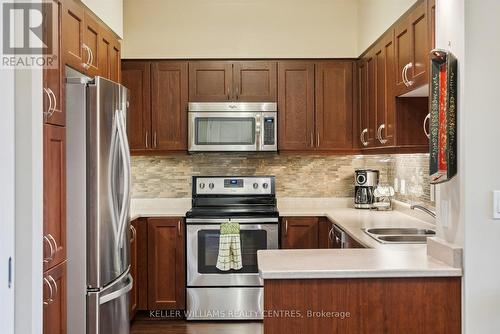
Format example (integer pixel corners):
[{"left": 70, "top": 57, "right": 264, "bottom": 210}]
[{"left": 354, "top": 169, "right": 379, "bottom": 209}]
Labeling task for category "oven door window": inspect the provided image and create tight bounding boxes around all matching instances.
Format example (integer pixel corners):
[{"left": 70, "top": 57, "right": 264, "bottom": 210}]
[
  {"left": 195, "top": 117, "right": 255, "bottom": 145},
  {"left": 198, "top": 229, "right": 267, "bottom": 274}
]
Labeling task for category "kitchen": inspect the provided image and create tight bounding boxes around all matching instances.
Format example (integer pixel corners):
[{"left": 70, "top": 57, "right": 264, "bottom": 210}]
[{"left": 2, "top": 0, "right": 499, "bottom": 334}]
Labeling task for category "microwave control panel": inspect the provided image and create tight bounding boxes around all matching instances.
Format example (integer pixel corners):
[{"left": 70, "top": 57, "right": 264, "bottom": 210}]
[{"left": 263, "top": 117, "right": 275, "bottom": 145}]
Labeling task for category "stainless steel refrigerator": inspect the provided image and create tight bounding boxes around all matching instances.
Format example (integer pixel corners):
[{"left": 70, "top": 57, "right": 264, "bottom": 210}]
[{"left": 66, "top": 71, "right": 132, "bottom": 334}]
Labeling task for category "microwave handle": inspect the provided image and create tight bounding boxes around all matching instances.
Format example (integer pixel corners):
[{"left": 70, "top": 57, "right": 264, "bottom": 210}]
[{"left": 255, "top": 113, "right": 262, "bottom": 150}]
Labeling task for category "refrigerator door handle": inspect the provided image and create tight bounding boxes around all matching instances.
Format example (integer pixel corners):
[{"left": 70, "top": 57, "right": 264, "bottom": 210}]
[
  {"left": 99, "top": 274, "right": 133, "bottom": 305},
  {"left": 107, "top": 112, "right": 121, "bottom": 243},
  {"left": 115, "top": 109, "right": 131, "bottom": 249}
]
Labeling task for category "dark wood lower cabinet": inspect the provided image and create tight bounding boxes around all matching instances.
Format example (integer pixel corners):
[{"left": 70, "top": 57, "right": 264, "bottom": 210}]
[
  {"left": 129, "top": 218, "right": 149, "bottom": 320},
  {"left": 43, "top": 261, "right": 67, "bottom": 334},
  {"left": 147, "top": 218, "right": 186, "bottom": 310},
  {"left": 281, "top": 217, "right": 319, "bottom": 249},
  {"left": 264, "top": 277, "right": 461, "bottom": 334},
  {"left": 130, "top": 219, "right": 139, "bottom": 319}
]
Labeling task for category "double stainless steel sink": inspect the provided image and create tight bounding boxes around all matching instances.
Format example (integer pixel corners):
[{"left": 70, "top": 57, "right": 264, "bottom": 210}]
[{"left": 363, "top": 227, "right": 436, "bottom": 244}]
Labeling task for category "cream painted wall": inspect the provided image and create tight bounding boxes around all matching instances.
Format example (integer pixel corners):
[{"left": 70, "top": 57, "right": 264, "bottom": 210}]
[
  {"left": 122, "top": 0, "right": 358, "bottom": 59},
  {"left": 357, "top": 0, "right": 417, "bottom": 54},
  {"left": 82, "top": 0, "right": 123, "bottom": 38}
]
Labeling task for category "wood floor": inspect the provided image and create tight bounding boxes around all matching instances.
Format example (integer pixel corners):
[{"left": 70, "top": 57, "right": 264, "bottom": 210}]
[{"left": 131, "top": 320, "right": 263, "bottom": 334}]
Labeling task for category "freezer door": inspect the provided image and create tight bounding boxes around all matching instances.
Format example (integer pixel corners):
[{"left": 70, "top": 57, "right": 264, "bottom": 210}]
[
  {"left": 87, "top": 270, "right": 133, "bottom": 334},
  {"left": 88, "top": 77, "right": 131, "bottom": 289}
]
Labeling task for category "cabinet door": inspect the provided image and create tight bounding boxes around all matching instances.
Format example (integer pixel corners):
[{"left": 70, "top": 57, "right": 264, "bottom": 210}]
[
  {"left": 281, "top": 217, "right": 319, "bottom": 249},
  {"left": 122, "top": 61, "right": 151, "bottom": 151},
  {"left": 408, "top": 0, "right": 429, "bottom": 88},
  {"left": 151, "top": 61, "right": 188, "bottom": 151},
  {"left": 189, "top": 61, "right": 233, "bottom": 101},
  {"left": 428, "top": 0, "right": 436, "bottom": 50},
  {"left": 147, "top": 218, "right": 185, "bottom": 310},
  {"left": 98, "top": 28, "right": 121, "bottom": 82},
  {"left": 373, "top": 32, "right": 396, "bottom": 147},
  {"left": 83, "top": 11, "right": 99, "bottom": 77},
  {"left": 315, "top": 61, "right": 354, "bottom": 151},
  {"left": 43, "top": 0, "right": 64, "bottom": 126},
  {"left": 109, "top": 38, "right": 121, "bottom": 83},
  {"left": 394, "top": 17, "right": 411, "bottom": 96},
  {"left": 366, "top": 54, "right": 377, "bottom": 147},
  {"left": 233, "top": 61, "right": 277, "bottom": 101},
  {"left": 277, "top": 61, "right": 315, "bottom": 151},
  {"left": 43, "top": 261, "right": 67, "bottom": 334},
  {"left": 61, "top": 0, "right": 85, "bottom": 72},
  {"left": 97, "top": 27, "right": 111, "bottom": 79},
  {"left": 357, "top": 60, "right": 369, "bottom": 149},
  {"left": 129, "top": 220, "right": 138, "bottom": 319},
  {"left": 43, "top": 124, "right": 66, "bottom": 271}
]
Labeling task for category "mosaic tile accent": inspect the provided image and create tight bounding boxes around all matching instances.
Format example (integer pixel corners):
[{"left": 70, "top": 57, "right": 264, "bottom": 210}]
[{"left": 131, "top": 153, "right": 433, "bottom": 208}]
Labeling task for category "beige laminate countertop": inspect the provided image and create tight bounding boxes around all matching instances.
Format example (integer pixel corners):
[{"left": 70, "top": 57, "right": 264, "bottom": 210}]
[{"left": 130, "top": 197, "right": 462, "bottom": 279}]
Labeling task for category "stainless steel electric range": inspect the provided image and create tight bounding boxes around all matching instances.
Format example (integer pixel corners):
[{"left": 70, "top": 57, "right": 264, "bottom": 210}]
[{"left": 185, "top": 176, "right": 279, "bottom": 320}]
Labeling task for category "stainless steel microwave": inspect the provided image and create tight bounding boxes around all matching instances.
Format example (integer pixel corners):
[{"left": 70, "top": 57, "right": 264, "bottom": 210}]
[{"left": 188, "top": 102, "right": 277, "bottom": 152}]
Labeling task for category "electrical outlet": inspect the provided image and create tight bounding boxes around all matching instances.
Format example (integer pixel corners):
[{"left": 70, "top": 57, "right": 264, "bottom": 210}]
[
  {"left": 394, "top": 178, "right": 399, "bottom": 193},
  {"left": 400, "top": 179, "right": 406, "bottom": 195},
  {"left": 493, "top": 191, "right": 500, "bottom": 219}
]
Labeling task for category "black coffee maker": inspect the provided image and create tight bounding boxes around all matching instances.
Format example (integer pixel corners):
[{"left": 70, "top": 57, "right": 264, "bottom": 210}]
[{"left": 354, "top": 169, "right": 379, "bottom": 209}]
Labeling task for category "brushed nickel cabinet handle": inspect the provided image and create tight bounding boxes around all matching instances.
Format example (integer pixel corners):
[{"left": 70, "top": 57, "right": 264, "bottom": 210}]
[
  {"left": 316, "top": 132, "right": 320, "bottom": 147},
  {"left": 153, "top": 132, "right": 157, "bottom": 148},
  {"left": 43, "top": 236, "right": 54, "bottom": 263},
  {"left": 82, "top": 44, "right": 91, "bottom": 70},
  {"left": 377, "top": 124, "right": 388, "bottom": 144},
  {"left": 284, "top": 220, "right": 288, "bottom": 236},
  {"left": 47, "top": 234, "right": 58, "bottom": 257},
  {"left": 43, "top": 277, "right": 53, "bottom": 306},
  {"left": 48, "top": 275, "right": 58, "bottom": 301},
  {"left": 360, "top": 128, "right": 369, "bottom": 147},
  {"left": 177, "top": 220, "right": 182, "bottom": 237},
  {"left": 401, "top": 63, "right": 408, "bottom": 86},
  {"left": 130, "top": 225, "right": 137, "bottom": 243},
  {"left": 423, "top": 113, "right": 431, "bottom": 139},
  {"left": 227, "top": 86, "right": 231, "bottom": 100},
  {"left": 43, "top": 88, "right": 53, "bottom": 119},
  {"left": 145, "top": 131, "right": 149, "bottom": 149}
]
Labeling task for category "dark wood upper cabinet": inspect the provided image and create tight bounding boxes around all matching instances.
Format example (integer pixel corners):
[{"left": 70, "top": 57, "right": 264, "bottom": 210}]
[
  {"left": 147, "top": 218, "right": 185, "bottom": 310},
  {"left": 43, "top": 0, "right": 64, "bottom": 126},
  {"left": 394, "top": 0, "right": 429, "bottom": 96},
  {"left": 281, "top": 217, "right": 319, "bottom": 249},
  {"left": 97, "top": 27, "right": 121, "bottom": 83},
  {"left": 189, "top": 61, "right": 277, "bottom": 102},
  {"left": 357, "top": 59, "right": 370, "bottom": 149},
  {"left": 277, "top": 61, "right": 315, "bottom": 151},
  {"left": 233, "top": 61, "right": 277, "bottom": 101},
  {"left": 189, "top": 61, "right": 233, "bottom": 101},
  {"left": 151, "top": 61, "right": 189, "bottom": 151},
  {"left": 61, "top": 0, "right": 85, "bottom": 72},
  {"left": 315, "top": 61, "right": 354, "bottom": 151},
  {"left": 373, "top": 32, "right": 396, "bottom": 147},
  {"left": 109, "top": 38, "right": 121, "bottom": 83},
  {"left": 43, "top": 124, "right": 66, "bottom": 272},
  {"left": 122, "top": 61, "right": 151, "bottom": 151},
  {"left": 428, "top": 0, "right": 436, "bottom": 50},
  {"left": 83, "top": 11, "right": 99, "bottom": 77},
  {"left": 43, "top": 261, "right": 67, "bottom": 334}
]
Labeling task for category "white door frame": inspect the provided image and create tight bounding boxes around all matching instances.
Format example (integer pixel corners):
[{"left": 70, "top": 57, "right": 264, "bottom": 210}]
[{"left": 0, "top": 56, "right": 16, "bottom": 334}]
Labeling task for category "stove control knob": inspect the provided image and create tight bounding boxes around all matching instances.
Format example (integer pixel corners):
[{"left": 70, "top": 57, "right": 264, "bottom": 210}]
[
  {"left": 209, "top": 183, "right": 215, "bottom": 189},
  {"left": 199, "top": 183, "right": 205, "bottom": 189},
  {"left": 253, "top": 183, "right": 259, "bottom": 189},
  {"left": 262, "top": 183, "right": 269, "bottom": 189}
]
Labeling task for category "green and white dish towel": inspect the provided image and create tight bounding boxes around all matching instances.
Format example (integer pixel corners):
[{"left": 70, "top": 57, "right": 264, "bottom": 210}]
[{"left": 216, "top": 221, "right": 243, "bottom": 271}]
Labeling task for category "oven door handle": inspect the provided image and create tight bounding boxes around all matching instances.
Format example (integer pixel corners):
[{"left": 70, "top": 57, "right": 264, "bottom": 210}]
[{"left": 187, "top": 224, "right": 279, "bottom": 231}]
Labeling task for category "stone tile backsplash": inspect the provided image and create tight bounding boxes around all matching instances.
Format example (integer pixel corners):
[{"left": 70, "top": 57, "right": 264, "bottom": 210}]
[{"left": 131, "top": 153, "right": 433, "bottom": 207}]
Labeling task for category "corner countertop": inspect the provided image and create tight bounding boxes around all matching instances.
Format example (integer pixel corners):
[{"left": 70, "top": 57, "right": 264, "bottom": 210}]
[{"left": 130, "top": 197, "right": 462, "bottom": 279}]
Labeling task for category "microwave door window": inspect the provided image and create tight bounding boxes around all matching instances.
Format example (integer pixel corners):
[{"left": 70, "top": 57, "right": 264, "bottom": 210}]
[{"left": 196, "top": 118, "right": 255, "bottom": 145}]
